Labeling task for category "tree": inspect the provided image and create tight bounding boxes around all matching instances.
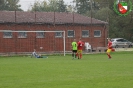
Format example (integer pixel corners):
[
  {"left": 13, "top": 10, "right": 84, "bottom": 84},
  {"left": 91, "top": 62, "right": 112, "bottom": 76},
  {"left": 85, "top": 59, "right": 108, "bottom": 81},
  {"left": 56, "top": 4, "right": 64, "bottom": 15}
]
[
  {"left": 57, "top": 0, "right": 67, "bottom": 12},
  {"left": 75, "top": 0, "right": 91, "bottom": 14},
  {"left": 74, "top": 0, "right": 100, "bottom": 14},
  {"left": 94, "top": 7, "right": 110, "bottom": 21},
  {"left": 31, "top": 0, "right": 67, "bottom": 12},
  {"left": 6, "top": 0, "right": 22, "bottom": 11},
  {"left": 0, "top": 0, "right": 22, "bottom": 11},
  {"left": 48, "top": 0, "right": 58, "bottom": 11},
  {"left": 31, "top": 0, "right": 48, "bottom": 11},
  {"left": 0, "top": 0, "right": 8, "bottom": 10},
  {"left": 67, "top": 5, "right": 73, "bottom": 12},
  {"left": 31, "top": 0, "right": 59, "bottom": 12}
]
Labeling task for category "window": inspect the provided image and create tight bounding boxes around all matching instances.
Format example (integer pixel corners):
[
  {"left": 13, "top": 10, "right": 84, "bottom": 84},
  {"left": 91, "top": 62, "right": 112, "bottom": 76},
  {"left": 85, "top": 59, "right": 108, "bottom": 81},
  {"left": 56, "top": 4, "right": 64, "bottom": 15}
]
[
  {"left": 3, "top": 32, "right": 12, "bottom": 38},
  {"left": 122, "top": 39, "right": 128, "bottom": 42},
  {"left": 94, "top": 30, "right": 101, "bottom": 37},
  {"left": 55, "top": 31, "right": 63, "bottom": 37},
  {"left": 82, "top": 30, "right": 89, "bottom": 37},
  {"left": 36, "top": 31, "right": 44, "bottom": 38},
  {"left": 117, "top": 39, "right": 123, "bottom": 42},
  {"left": 18, "top": 31, "right": 27, "bottom": 38},
  {"left": 68, "top": 30, "right": 74, "bottom": 37}
]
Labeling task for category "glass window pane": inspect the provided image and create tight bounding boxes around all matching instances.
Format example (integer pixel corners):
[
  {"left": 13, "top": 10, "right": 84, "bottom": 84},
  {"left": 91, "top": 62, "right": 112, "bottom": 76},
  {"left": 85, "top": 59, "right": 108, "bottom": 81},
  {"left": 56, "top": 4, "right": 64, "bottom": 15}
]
[
  {"left": 55, "top": 32, "right": 62, "bottom": 37},
  {"left": 18, "top": 32, "right": 27, "bottom": 38},
  {"left": 82, "top": 30, "right": 89, "bottom": 37},
  {"left": 3, "top": 32, "right": 12, "bottom": 38},
  {"left": 36, "top": 32, "right": 44, "bottom": 38},
  {"left": 94, "top": 30, "right": 101, "bottom": 37},
  {"left": 68, "top": 30, "right": 74, "bottom": 37}
]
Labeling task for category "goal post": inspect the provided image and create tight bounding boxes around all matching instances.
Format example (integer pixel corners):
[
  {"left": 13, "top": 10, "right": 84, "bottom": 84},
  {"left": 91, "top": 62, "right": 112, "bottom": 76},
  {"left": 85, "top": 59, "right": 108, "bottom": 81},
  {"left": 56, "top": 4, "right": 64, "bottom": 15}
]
[{"left": 0, "top": 30, "right": 66, "bottom": 56}]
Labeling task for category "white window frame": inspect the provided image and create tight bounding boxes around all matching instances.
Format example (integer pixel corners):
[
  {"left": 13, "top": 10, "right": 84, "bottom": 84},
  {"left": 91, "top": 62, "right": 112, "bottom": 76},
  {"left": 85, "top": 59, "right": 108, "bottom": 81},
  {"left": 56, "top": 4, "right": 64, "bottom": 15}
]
[
  {"left": 36, "top": 31, "right": 45, "bottom": 38},
  {"left": 3, "top": 32, "right": 12, "bottom": 38},
  {"left": 55, "top": 31, "right": 63, "bottom": 38},
  {"left": 18, "top": 31, "right": 27, "bottom": 38},
  {"left": 94, "top": 30, "right": 101, "bottom": 37},
  {"left": 82, "top": 30, "right": 89, "bottom": 37},
  {"left": 67, "top": 30, "right": 75, "bottom": 38}
]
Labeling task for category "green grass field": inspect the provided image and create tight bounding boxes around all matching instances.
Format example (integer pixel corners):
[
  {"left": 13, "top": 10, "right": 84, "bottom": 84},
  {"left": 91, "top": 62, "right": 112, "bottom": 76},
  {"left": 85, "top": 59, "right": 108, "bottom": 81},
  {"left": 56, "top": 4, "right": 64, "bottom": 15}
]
[{"left": 0, "top": 51, "right": 133, "bottom": 88}]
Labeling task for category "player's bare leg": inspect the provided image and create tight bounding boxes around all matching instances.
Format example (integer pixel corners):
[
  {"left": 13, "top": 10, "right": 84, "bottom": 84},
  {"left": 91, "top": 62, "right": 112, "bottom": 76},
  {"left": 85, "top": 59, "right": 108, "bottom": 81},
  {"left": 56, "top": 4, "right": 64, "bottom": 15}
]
[
  {"left": 76, "top": 53, "right": 78, "bottom": 57},
  {"left": 79, "top": 50, "right": 83, "bottom": 59},
  {"left": 72, "top": 52, "right": 74, "bottom": 59},
  {"left": 77, "top": 53, "right": 80, "bottom": 59},
  {"left": 79, "top": 53, "right": 82, "bottom": 59},
  {"left": 106, "top": 49, "right": 112, "bottom": 59},
  {"left": 107, "top": 52, "right": 111, "bottom": 59},
  {"left": 74, "top": 52, "right": 77, "bottom": 58},
  {"left": 77, "top": 51, "right": 79, "bottom": 59}
]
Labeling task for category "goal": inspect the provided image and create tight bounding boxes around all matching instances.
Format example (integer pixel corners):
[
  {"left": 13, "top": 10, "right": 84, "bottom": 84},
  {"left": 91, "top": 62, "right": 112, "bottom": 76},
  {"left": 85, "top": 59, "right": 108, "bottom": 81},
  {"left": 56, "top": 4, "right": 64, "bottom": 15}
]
[{"left": 0, "top": 30, "right": 66, "bottom": 56}]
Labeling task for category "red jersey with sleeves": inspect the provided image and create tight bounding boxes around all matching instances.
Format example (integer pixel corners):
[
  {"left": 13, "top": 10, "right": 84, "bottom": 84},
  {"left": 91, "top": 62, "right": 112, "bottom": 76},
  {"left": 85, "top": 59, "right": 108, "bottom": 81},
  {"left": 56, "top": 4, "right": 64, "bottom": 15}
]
[
  {"left": 108, "top": 41, "right": 112, "bottom": 49},
  {"left": 77, "top": 41, "right": 84, "bottom": 50}
]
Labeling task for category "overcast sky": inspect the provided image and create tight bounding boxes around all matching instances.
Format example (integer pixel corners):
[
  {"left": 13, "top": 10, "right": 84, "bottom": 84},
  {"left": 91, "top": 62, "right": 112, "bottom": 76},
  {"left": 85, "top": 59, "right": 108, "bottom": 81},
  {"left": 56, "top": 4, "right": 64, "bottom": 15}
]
[{"left": 19, "top": 0, "right": 73, "bottom": 11}]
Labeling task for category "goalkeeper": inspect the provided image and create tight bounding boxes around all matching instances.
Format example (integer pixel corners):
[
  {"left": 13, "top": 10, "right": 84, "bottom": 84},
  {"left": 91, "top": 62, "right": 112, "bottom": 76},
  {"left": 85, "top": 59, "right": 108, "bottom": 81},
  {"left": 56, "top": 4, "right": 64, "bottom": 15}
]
[{"left": 31, "top": 49, "right": 43, "bottom": 58}]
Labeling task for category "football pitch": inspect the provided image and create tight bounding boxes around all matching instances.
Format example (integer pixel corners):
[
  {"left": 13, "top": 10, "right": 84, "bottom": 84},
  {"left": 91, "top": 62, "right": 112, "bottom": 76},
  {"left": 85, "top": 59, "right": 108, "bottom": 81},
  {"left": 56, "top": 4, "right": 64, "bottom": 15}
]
[{"left": 0, "top": 51, "right": 133, "bottom": 88}]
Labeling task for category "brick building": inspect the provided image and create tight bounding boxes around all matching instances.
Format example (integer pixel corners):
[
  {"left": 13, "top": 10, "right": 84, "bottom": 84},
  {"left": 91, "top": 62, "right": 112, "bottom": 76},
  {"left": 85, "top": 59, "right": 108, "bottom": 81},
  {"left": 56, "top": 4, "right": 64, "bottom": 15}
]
[{"left": 0, "top": 11, "right": 108, "bottom": 54}]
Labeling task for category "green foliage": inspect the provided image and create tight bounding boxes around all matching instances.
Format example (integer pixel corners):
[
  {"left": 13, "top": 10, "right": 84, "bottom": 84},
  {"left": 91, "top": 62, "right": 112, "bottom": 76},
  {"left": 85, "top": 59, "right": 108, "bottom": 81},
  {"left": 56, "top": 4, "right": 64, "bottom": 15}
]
[
  {"left": 94, "top": 7, "right": 110, "bottom": 21},
  {"left": 92, "top": 0, "right": 133, "bottom": 41},
  {"left": 57, "top": 0, "right": 67, "bottom": 12},
  {"left": 0, "top": 0, "right": 22, "bottom": 11},
  {"left": 0, "top": 51, "right": 133, "bottom": 88},
  {"left": 75, "top": 0, "right": 91, "bottom": 14},
  {"left": 75, "top": 0, "right": 100, "bottom": 14},
  {"left": 31, "top": 0, "right": 67, "bottom": 12},
  {"left": 0, "top": 0, "right": 6, "bottom": 10}
]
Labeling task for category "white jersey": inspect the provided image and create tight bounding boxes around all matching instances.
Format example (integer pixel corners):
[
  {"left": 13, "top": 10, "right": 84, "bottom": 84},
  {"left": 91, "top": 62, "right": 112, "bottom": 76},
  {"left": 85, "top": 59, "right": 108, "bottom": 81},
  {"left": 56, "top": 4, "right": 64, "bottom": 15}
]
[{"left": 32, "top": 51, "right": 37, "bottom": 57}]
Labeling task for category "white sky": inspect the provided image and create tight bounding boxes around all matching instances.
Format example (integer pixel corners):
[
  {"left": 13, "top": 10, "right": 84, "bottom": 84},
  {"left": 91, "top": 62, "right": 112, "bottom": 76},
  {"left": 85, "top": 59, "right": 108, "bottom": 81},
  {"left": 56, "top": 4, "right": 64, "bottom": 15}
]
[{"left": 19, "top": 0, "right": 73, "bottom": 11}]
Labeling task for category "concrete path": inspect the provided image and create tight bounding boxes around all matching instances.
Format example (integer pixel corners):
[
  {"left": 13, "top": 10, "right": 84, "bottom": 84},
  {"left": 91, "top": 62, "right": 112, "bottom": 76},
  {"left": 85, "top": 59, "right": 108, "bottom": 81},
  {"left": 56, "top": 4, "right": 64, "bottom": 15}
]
[{"left": 115, "top": 48, "right": 133, "bottom": 51}]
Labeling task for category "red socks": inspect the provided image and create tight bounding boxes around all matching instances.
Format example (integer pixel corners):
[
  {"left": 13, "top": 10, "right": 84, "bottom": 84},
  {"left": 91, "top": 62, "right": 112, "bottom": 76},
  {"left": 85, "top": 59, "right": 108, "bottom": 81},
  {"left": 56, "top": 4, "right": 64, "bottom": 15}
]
[
  {"left": 80, "top": 54, "right": 82, "bottom": 59},
  {"left": 107, "top": 54, "right": 111, "bottom": 58},
  {"left": 76, "top": 53, "right": 82, "bottom": 59}
]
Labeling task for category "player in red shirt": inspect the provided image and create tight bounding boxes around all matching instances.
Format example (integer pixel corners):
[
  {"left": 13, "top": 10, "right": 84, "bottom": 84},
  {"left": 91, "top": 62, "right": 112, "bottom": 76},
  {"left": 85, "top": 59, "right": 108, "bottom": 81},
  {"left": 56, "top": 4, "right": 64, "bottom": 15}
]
[
  {"left": 106, "top": 38, "right": 115, "bottom": 59},
  {"left": 77, "top": 38, "right": 84, "bottom": 59}
]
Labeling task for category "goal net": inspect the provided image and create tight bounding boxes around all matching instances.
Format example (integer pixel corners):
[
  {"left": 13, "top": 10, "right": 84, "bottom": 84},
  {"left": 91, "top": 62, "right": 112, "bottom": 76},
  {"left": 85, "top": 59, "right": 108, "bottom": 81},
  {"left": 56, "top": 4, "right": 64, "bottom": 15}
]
[{"left": 0, "top": 30, "right": 66, "bottom": 56}]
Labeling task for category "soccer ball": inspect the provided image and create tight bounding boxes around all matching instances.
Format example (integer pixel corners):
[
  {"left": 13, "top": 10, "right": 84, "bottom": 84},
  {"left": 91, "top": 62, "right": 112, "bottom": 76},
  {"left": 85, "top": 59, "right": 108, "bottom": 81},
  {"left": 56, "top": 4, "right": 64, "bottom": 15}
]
[{"left": 40, "top": 47, "right": 43, "bottom": 49}]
